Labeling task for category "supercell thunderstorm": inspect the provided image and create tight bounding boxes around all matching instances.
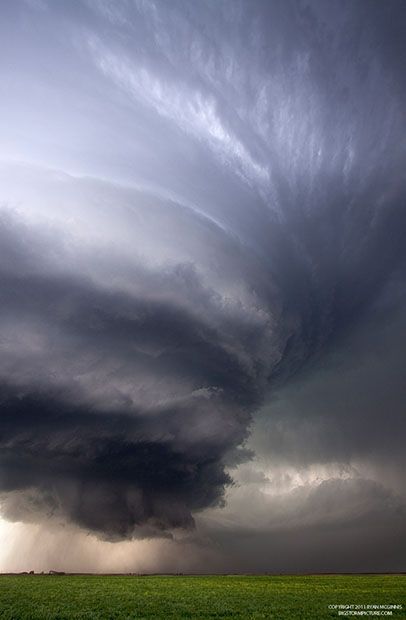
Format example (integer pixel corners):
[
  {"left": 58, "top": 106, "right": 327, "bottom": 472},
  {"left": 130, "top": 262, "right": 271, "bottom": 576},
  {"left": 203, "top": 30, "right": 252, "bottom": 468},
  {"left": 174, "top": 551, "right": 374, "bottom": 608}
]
[{"left": 0, "top": 0, "right": 405, "bottom": 562}]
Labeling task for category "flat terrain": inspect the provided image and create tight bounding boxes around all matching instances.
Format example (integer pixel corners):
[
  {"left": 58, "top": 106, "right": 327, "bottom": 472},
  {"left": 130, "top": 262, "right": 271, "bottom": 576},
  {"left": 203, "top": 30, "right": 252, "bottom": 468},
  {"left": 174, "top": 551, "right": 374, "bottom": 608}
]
[{"left": 0, "top": 574, "right": 405, "bottom": 619}]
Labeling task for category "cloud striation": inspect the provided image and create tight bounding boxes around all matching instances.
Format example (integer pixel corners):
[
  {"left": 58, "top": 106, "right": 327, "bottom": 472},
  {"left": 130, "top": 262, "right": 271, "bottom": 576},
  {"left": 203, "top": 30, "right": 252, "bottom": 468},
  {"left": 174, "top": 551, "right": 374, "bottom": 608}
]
[{"left": 0, "top": 0, "right": 405, "bottom": 566}]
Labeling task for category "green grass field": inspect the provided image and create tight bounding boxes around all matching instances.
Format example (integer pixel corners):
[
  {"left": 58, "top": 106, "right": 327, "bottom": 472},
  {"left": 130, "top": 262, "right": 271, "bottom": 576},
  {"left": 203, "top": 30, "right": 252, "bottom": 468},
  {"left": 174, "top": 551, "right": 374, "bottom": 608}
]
[{"left": 0, "top": 574, "right": 404, "bottom": 619}]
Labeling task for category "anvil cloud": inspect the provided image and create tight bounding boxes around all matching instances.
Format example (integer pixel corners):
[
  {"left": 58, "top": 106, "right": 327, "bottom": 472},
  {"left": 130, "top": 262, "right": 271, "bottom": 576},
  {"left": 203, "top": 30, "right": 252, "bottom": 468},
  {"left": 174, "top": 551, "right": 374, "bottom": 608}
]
[{"left": 0, "top": 0, "right": 405, "bottom": 571}]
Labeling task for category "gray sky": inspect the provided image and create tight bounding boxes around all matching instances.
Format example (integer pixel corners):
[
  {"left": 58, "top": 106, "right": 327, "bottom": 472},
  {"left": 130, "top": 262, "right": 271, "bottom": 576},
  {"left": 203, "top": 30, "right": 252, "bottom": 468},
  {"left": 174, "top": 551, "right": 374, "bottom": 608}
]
[{"left": 0, "top": 0, "right": 405, "bottom": 572}]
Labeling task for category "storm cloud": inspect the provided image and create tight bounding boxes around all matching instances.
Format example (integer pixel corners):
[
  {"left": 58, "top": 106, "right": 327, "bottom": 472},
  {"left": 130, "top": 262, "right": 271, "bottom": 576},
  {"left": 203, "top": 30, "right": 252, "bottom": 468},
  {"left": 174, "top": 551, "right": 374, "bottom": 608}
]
[{"left": 0, "top": 0, "right": 405, "bottom": 569}]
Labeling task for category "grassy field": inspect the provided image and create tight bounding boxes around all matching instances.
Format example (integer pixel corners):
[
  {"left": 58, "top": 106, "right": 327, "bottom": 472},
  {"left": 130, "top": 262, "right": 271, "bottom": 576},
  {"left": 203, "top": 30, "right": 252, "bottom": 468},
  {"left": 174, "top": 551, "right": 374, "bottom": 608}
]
[{"left": 0, "top": 574, "right": 404, "bottom": 619}]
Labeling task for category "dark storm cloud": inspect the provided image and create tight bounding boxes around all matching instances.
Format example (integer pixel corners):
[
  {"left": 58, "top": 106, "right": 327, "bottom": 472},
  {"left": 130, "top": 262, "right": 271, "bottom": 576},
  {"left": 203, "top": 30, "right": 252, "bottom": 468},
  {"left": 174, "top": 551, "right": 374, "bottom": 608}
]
[
  {"left": 0, "top": 0, "right": 405, "bottom": 561},
  {"left": 0, "top": 210, "right": 257, "bottom": 537},
  {"left": 0, "top": 385, "right": 247, "bottom": 538}
]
